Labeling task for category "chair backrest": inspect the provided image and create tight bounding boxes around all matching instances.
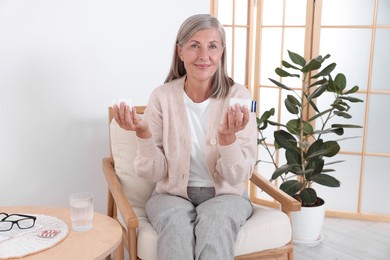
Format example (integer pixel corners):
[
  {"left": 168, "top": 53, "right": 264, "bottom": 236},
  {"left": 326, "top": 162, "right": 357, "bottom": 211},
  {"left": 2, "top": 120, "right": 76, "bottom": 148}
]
[{"left": 109, "top": 106, "right": 155, "bottom": 209}]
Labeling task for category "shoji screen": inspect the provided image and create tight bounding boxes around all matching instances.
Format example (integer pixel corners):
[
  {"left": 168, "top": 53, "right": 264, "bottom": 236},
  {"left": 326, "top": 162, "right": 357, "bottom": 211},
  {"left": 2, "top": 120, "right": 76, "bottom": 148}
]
[
  {"left": 315, "top": 0, "right": 390, "bottom": 220},
  {"left": 213, "top": 0, "right": 390, "bottom": 221},
  {"left": 252, "top": 0, "right": 311, "bottom": 207},
  {"left": 213, "top": 0, "right": 255, "bottom": 87}
]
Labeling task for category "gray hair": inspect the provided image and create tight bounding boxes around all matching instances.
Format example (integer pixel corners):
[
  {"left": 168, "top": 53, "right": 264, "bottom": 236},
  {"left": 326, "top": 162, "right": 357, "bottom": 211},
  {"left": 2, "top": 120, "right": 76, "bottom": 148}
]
[{"left": 164, "top": 14, "right": 233, "bottom": 98}]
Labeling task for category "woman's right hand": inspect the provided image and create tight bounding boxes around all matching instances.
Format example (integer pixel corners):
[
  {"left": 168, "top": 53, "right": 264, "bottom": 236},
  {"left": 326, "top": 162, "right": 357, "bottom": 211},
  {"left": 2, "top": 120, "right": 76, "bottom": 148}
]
[{"left": 113, "top": 102, "right": 152, "bottom": 139}]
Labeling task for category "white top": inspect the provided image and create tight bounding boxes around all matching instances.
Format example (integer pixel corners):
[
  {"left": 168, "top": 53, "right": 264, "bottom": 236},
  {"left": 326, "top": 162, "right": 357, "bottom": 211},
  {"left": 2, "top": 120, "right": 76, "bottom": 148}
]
[{"left": 183, "top": 92, "right": 214, "bottom": 187}]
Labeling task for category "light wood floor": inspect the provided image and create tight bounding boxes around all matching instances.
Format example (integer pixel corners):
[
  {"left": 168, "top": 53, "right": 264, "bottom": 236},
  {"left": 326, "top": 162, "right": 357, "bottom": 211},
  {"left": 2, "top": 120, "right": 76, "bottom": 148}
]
[{"left": 294, "top": 217, "right": 390, "bottom": 260}]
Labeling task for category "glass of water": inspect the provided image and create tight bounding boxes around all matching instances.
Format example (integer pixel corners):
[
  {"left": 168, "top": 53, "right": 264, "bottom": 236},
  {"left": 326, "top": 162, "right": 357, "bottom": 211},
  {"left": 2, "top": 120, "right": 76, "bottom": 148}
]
[{"left": 69, "top": 192, "right": 94, "bottom": 231}]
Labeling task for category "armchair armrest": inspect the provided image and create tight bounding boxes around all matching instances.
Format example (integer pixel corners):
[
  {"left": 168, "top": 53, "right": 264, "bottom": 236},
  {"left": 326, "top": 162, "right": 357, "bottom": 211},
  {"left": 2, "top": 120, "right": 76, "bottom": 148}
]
[
  {"left": 102, "top": 157, "right": 139, "bottom": 229},
  {"left": 250, "top": 170, "right": 301, "bottom": 212}
]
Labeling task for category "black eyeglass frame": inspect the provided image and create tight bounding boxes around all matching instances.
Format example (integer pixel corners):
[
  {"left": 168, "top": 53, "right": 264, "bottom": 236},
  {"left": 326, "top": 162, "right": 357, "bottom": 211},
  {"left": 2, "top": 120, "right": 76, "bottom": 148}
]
[{"left": 0, "top": 212, "right": 37, "bottom": 232}]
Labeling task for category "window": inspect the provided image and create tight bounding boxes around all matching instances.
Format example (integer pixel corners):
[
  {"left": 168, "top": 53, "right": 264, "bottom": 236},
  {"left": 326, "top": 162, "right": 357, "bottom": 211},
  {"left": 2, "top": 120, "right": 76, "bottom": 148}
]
[
  {"left": 213, "top": 0, "right": 390, "bottom": 221},
  {"left": 212, "top": 0, "right": 255, "bottom": 87}
]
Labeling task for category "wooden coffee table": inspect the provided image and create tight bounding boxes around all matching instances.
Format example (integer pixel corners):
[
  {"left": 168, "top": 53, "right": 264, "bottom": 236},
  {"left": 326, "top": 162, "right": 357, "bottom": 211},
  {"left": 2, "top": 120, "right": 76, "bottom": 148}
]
[{"left": 0, "top": 206, "right": 122, "bottom": 259}]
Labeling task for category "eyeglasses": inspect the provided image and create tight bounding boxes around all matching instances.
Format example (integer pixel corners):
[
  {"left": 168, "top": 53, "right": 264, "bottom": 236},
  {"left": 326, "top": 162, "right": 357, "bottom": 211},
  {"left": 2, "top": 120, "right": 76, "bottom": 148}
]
[{"left": 0, "top": 212, "right": 36, "bottom": 232}]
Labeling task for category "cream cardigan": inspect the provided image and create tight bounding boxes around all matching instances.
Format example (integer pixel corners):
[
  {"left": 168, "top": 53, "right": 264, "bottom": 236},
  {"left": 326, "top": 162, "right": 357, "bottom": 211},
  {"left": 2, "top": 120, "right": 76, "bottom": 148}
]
[{"left": 135, "top": 76, "right": 257, "bottom": 199}]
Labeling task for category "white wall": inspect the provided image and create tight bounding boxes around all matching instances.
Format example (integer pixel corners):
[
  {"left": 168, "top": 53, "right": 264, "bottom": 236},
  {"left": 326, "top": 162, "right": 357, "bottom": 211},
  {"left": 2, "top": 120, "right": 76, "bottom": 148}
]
[{"left": 0, "top": 0, "right": 210, "bottom": 213}]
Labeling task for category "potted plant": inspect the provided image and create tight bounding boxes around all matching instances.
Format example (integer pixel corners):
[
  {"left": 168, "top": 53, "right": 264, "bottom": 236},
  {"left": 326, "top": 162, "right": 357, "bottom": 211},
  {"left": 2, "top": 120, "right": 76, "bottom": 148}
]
[{"left": 257, "top": 50, "right": 364, "bottom": 243}]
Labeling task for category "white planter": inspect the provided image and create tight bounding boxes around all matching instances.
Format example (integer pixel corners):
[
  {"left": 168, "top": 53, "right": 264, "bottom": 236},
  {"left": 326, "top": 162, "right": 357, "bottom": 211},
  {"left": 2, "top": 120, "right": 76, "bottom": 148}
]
[{"left": 292, "top": 199, "right": 325, "bottom": 244}]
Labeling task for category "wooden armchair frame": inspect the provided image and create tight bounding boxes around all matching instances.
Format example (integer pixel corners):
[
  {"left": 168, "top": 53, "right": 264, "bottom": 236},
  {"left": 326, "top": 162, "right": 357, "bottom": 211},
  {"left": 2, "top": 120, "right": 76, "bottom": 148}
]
[{"left": 103, "top": 107, "right": 301, "bottom": 260}]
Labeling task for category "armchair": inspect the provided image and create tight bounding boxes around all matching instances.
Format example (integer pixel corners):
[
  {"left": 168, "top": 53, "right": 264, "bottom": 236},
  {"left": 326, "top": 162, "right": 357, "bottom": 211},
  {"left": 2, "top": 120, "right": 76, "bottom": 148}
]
[{"left": 103, "top": 106, "right": 301, "bottom": 260}]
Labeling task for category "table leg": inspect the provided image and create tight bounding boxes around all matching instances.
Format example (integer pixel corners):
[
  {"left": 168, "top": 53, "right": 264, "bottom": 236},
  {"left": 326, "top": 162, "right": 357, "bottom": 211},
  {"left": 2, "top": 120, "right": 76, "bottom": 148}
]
[{"left": 113, "top": 238, "right": 124, "bottom": 260}]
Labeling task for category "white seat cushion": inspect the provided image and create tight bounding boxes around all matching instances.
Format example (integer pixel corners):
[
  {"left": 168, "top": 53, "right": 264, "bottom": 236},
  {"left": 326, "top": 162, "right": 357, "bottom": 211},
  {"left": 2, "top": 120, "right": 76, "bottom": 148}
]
[
  {"left": 117, "top": 205, "right": 291, "bottom": 260},
  {"left": 111, "top": 118, "right": 292, "bottom": 259},
  {"left": 234, "top": 205, "right": 291, "bottom": 256}
]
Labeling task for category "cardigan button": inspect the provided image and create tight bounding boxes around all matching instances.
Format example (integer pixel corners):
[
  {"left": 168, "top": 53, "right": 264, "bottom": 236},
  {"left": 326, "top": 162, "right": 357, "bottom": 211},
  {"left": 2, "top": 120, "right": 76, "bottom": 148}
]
[{"left": 210, "top": 138, "right": 217, "bottom": 145}]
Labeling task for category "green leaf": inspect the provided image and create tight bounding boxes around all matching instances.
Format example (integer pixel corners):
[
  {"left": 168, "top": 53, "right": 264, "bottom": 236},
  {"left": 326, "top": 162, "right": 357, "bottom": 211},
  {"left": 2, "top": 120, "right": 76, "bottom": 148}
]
[
  {"left": 285, "top": 119, "right": 300, "bottom": 135},
  {"left": 304, "top": 90, "right": 321, "bottom": 113},
  {"left": 331, "top": 124, "right": 362, "bottom": 129},
  {"left": 305, "top": 148, "right": 330, "bottom": 160},
  {"left": 291, "top": 166, "right": 304, "bottom": 175},
  {"left": 302, "top": 59, "right": 322, "bottom": 73},
  {"left": 257, "top": 108, "right": 275, "bottom": 130},
  {"left": 332, "top": 103, "right": 347, "bottom": 111},
  {"left": 334, "top": 73, "right": 347, "bottom": 92},
  {"left": 285, "top": 150, "right": 302, "bottom": 174},
  {"left": 306, "top": 159, "right": 324, "bottom": 178},
  {"left": 275, "top": 67, "right": 300, "bottom": 78},
  {"left": 305, "top": 139, "right": 323, "bottom": 160},
  {"left": 337, "top": 136, "right": 362, "bottom": 142},
  {"left": 270, "top": 164, "right": 296, "bottom": 180},
  {"left": 288, "top": 50, "right": 306, "bottom": 67},
  {"left": 308, "top": 83, "right": 328, "bottom": 100},
  {"left": 316, "top": 54, "right": 331, "bottom": 63},
  {"left": 300, "top": 188, "right": 317, "bottom": 206},
  {"left": 269, "top": 78, "right": 293, "bottom": 91},
  {"left": 285, "top": 98, "right": 299, "bottom": 114},
  {"left": 286, "top": 119, "right": 313, "bottom": 136},
  {"left": 345, "top": 85, "right": 359, "bottom": 94},
  {"left": 302, "top": 122, "right": 314, "bottom": 135},
  {"left": 286, "top": 149, "right": 301, "bottom": 165},
  {"left": 274, "top": 130, "right": 298, "bottom": 151},
  {"left": 334, "top": 111, "right": 352, "bottom": 119},
  {"left": 287, "top": 94, "right": 301, "bottom": 106},
  {"left": 308, "top": 108, "right": 333, "bottom": 122},
  {"left": 332, "top": 128, "right": 344, "bottom": 135},
  {"left": 308, "top": 78, "right": 327, "bottom": 89},
  {"left": 297, "top": 168, "right": 314, "bottom": 177},
  {"left": 323, "top": 141, "right": 340, "bottom": 157},
  {"left": 327, "top": 76, "right": 337, "bottom": 92},
  {"left": 268, "top": 120, "right": 281, "bottom": 126},
  {"left": 282, "top": 60, "right": 301, "bottom": 70},
  {"left": 258, "top": 121, "right": 268, "bottom": 131},
  {"left": 280, "top": 180, "right": 302, "bottom": 196},
  {"left": 334, "top": 99, "right": 349, "bottom": 107},
  {"left": 313, "top": 128, "right": 344, "bottom": 135},
  {"left": 321, "top": 168, "right": 336, "bottom": 173},
  {"left": 325, "top": 160, "right": 345, "bottom": 165},
  {"left": 311, "top": 63, "right": 336, "bottom": 79},
  {"left": 340, "top": 96, "right": 364, "bottom": 103},
  {"left": 310, "top": 174, "right": 341, "bottom": 187}
]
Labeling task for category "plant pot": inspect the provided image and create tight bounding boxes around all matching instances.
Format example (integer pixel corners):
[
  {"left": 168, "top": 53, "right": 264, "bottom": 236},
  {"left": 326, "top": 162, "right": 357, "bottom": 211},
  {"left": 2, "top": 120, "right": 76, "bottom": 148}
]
[{"left": 292, "top": 198, "right": 325, "bottom": 244}]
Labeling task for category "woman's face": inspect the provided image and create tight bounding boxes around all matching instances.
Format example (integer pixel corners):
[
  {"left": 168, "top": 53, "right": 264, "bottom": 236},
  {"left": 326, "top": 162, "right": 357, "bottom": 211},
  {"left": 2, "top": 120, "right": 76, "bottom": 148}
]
[{"left": 178, "top": 28, "right": 224, "bottom": 84}]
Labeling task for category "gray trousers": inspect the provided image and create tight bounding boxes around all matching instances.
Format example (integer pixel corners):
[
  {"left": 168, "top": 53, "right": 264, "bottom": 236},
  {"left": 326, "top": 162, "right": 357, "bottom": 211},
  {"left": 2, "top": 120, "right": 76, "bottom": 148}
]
[{"left": 145, "top": 187, "right": 253, "bottom": 260}]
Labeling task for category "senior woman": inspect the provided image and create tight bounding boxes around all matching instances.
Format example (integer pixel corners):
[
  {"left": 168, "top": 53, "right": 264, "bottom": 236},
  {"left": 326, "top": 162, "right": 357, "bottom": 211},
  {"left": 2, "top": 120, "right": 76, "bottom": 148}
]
[{"left": 113, "top": 14, "right": 257, "bottom": 260}]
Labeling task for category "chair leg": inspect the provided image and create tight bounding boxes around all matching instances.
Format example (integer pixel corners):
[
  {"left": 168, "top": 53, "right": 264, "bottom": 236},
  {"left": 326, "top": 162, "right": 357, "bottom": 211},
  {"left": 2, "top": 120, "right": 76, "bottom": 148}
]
[
  {"left": 128, "top": 229, "right": 138, "bottom": 260},
  {"left": 287, "top": 240, "right": 294, "bottom": 260},
  {"left": 107, "top": 189, "right": 114, "bottom": 217}
]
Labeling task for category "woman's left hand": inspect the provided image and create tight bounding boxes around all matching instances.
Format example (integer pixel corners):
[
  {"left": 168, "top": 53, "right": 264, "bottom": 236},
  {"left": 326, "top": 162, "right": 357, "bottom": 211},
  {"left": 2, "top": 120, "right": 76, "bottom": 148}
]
[{"left": 218, "top": 104, "right": 250, "bottom": 145}]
